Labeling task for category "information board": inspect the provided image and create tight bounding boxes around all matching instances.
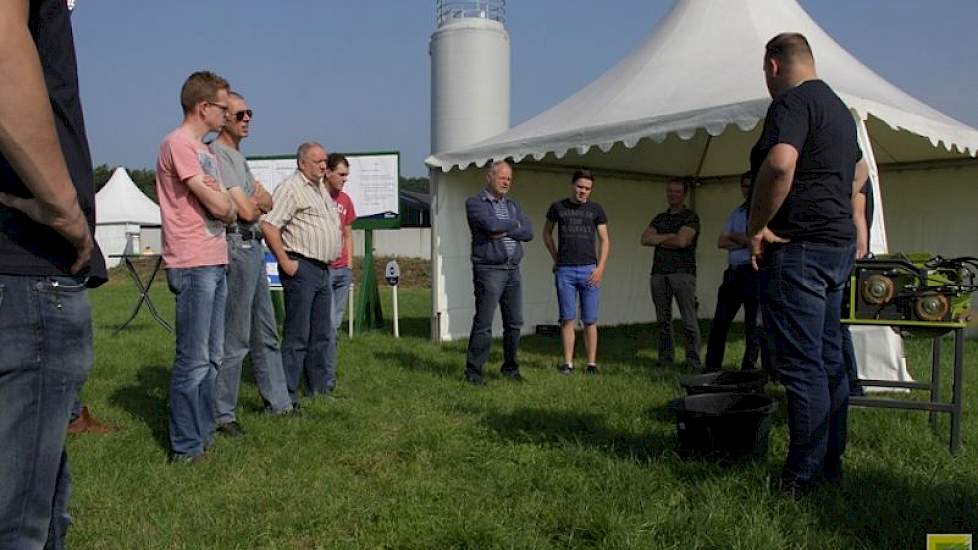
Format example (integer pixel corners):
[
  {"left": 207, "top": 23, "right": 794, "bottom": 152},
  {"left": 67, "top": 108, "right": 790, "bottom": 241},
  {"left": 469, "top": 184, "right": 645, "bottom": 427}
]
[{"left": 247, "top": 152, "right": 399, "bottom": 220}]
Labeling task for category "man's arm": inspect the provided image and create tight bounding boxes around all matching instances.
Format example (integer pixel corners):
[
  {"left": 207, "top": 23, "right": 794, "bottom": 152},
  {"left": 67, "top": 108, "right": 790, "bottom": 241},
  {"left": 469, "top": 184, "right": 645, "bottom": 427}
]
[
  {"left": 718, "top": 230, "right": 750, "bottom": 250},
  {"left": 465, "top": 196, "right": 517, "bottom": 235},
  {"left": 543, "top": 219, "right": 558, "bottom": 264},
  {"left": 185, "top": 174, "right": 236, "bottom": 224},
  {"left": 227, "top": 187, "right": 260, "bottom": 224},
  {"left": 640, "top": 225, "right": 667, "bottom": 247},
  {"left": 588, "top": 223, "right": 611, "bottom": 286},
  {"left": 343, "top": 223, "right": 353, "bottom": 264},
  {"left": 253, "top": 180, "right": 273, "bottom": 214},
  {"left": 507, "top": 202, "right": 534, "bottom": 242},
  {"left": 656, "top": 226, "right": 696, "bottom": 249},
  {"left": 260, "top": 221, "right": 298, "bottom": 276},
  {"left": 852, "top": 161, "right": 870, "bottom": 259},
  {"left": 0, "top": 1, "right": 91, "bottom": 273},
  {"left": 747, "top": 143, "right": 797, "bottom": 236}
]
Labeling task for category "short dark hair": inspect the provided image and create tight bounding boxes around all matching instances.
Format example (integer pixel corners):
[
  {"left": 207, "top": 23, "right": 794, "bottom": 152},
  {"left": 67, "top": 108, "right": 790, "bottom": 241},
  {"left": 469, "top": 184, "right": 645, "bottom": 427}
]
[
  {"left": 327, "top": 153, "right": 349, "bottom": 170},
  {"left": 180, "top": 71, "right": 229, "bottom": 114},
  {"left": 571, "top": 169, "right": 594, "bottom": 185},
  {"left": 764, "top": 33, "right": 814, "bottom": 65},
  {"left": 667, "top": 177, "right": 691, "bottom": 194}
]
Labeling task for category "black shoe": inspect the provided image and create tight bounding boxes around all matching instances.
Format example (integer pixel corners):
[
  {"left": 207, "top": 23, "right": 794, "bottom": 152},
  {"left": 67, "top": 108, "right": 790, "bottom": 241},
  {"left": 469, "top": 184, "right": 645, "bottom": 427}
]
[
  {"left": 585, "top": 364, "right": 598, "bottom": 375},
  {"left": 268, "top": 406, "right": 302, "bottom": 417},
  {"left": 503, "top": 371, "right": 526, "bottom": 383},
  {"left": 655, "top": 358, "right": 674, "bottom": 367},
  {"left": 217, "top": 421, "right": 245, "bottom": 438},
  {"left": 465, "top": 373, "right": 486, "bottom": 387},
  {"left": 558, "top": 364, "right": 574, "bottom": 375}
]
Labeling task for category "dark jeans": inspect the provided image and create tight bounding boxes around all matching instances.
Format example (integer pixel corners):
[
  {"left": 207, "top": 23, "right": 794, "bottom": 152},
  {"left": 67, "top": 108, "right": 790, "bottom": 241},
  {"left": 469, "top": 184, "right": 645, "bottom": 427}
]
[
  {"left": 650, "top": 273, "right": 701, "bottom": 368},
  {"left": 0, "top": 274, "right": 92, "bottom": 550},
  {"left": 465, "top": 265, "right": 523, "bottom": 378},
  {"left": 705, "top": 264, "right": 760, "bottom": 371},
  {"left": 280, "top": 255, "right": 335, "bottom": 403},
  {"left": 759, "top": 242, "right": 855, "bottom": 484},
  {"left": 840, "top": 325, "right": 864, "bottom": 396}
]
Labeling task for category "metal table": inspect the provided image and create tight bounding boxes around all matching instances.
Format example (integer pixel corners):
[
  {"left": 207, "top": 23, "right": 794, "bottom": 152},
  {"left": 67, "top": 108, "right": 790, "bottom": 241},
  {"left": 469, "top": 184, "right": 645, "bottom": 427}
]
[
  {"left": 110, "top": 254, "right": 172, "bottom": 335},
  {"left": 846, "top": 322, "right": 965, "bottom": 454}
]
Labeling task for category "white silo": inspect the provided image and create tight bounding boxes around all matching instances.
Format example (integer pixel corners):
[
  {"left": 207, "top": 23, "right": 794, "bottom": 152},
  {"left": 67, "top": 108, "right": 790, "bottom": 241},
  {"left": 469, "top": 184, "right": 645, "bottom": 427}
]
[
  {"left": 429, "top": 0, "right": 510, "bottom": 154},
  {"left": 429, "top": 1, "right": 511, "bottom": 341}
]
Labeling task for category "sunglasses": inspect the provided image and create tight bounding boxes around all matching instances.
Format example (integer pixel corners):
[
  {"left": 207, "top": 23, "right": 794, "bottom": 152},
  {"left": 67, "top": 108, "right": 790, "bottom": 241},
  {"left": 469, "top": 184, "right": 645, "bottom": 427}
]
[{"left": 230, "top": 109, "right": 253, "bottom": 122}]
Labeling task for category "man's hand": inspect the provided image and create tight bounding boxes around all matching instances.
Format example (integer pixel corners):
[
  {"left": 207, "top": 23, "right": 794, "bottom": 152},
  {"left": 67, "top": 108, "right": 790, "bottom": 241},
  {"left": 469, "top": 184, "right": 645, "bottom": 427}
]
[
  {"left": 489, "top": 231, "right": 507, "bottom": 240},
  {"left": 0, "top": 191, "right": 92, "bottom": 273},
  {"left": 280, "top": 257, "right": 299, "bottom": 277},
  {"left": 587, "top": 266, "right": 604, "bottom": 287},
  {"left": 253, "top": 180, "right": 273, "bottom": 213},
  {"left": 749, "top": 227, "right": 789, "bottom": 271}
]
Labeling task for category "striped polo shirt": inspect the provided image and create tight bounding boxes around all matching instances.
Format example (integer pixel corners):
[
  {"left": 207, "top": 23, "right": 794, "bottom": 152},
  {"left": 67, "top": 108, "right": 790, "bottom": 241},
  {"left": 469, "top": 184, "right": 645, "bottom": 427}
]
[{"left": 262, "top": 170, "right": 342, "bottom": 264}]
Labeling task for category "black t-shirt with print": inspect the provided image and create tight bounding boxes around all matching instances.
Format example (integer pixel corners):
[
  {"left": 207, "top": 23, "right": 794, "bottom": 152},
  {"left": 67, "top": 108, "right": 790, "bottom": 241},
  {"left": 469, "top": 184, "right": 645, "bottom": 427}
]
[
  {"left": 546, "top": 198, "right": 608, "bottom": 266},
  {"left": 649, "top": 208, "right": 699, "bottom": 275},
  {"left": 749, "top": 79, "right": 862, "bottom": 247}
]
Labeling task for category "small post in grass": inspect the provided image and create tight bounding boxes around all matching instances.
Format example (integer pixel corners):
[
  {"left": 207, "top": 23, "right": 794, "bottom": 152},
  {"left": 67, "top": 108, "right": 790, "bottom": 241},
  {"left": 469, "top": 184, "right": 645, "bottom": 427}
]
[{"left": 385, "top": 260, "right": 401, "bottom": 338}]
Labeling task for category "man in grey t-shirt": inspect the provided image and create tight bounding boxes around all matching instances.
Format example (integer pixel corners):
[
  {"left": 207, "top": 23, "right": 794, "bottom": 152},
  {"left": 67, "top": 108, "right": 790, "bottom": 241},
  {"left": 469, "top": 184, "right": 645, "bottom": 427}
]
[{"left": 211, "top": 91, "right": 294, "bottom": 437}]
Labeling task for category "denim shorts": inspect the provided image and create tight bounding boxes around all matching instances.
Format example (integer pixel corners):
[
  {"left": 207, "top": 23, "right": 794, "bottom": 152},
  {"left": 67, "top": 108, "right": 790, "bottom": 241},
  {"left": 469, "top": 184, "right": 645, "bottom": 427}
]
[{"left": 555, "top": 264, "right": 600, "bottom": 325}]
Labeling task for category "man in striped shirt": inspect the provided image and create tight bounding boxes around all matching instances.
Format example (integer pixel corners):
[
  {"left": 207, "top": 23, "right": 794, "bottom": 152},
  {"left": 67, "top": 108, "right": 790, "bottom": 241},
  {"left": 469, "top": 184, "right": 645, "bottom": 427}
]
[{"left": 261, "top": 142, "right": 343, "bottom": 406}]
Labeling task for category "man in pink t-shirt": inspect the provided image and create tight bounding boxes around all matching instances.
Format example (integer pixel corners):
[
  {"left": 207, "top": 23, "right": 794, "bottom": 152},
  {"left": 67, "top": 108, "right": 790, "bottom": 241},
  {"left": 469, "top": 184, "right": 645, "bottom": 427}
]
[
  {"left": 325, "top": 154, "right": 356, "bottom": 352},
  {"left": 155, "top": 71, "right": 236, "bottom": 463}
]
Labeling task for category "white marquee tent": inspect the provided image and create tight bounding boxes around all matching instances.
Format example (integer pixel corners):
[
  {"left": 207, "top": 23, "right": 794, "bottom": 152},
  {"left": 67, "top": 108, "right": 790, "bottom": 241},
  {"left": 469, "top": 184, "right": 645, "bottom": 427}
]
[
  {"left": 426, "top": 0, "right": 978, "bottom": 374},
  {"left": 94, "top": 167, "right": 161, "bottom": 268}
]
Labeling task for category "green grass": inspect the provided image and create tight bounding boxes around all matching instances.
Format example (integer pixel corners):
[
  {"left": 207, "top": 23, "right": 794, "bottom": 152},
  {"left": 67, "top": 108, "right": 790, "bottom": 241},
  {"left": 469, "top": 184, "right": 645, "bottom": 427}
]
[{"left": 69, "top": 276, "right": 978, "bottom": 549}]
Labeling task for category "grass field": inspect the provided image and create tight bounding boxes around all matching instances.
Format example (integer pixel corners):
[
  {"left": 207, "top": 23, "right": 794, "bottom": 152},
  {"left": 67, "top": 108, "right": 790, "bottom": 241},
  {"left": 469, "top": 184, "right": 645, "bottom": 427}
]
[{"left": 67, "top": 273, "right": 978, "bottom": 549}]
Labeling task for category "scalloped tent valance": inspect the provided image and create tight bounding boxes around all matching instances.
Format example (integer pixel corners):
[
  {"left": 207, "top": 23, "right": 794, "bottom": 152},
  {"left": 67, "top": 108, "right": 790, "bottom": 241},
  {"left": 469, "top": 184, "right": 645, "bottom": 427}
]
[{"left": 426, "top": 0, "right": 978, "bottom": 176}]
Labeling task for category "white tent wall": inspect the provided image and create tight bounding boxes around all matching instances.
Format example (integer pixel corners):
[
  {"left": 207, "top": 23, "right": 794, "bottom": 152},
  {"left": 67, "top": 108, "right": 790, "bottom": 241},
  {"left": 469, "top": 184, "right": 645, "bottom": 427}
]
[{"left": 432, "top": 166, "right": 751, "bottom": 342}]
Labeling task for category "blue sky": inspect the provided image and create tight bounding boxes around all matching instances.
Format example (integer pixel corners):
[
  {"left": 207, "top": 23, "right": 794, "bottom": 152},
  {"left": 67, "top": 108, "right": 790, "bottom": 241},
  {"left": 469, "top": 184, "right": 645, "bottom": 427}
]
[{"left": 72, "top": 1, "right": 978, "bottom": 177}]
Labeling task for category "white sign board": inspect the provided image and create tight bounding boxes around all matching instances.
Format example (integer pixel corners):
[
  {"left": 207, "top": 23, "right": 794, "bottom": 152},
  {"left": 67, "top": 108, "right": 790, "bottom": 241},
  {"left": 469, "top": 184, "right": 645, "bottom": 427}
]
[{"left": 247, "top": 152, "right": 399, "bottom": 220}]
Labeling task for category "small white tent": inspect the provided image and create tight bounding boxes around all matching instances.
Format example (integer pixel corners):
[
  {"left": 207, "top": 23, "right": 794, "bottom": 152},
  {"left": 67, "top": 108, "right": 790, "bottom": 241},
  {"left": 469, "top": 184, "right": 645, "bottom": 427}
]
[
  {"left": 95, "top": 167, "right": 161, "bottom": 267},
  {"left": 426, "top": 0, "right": 978, "bottom": 351}
]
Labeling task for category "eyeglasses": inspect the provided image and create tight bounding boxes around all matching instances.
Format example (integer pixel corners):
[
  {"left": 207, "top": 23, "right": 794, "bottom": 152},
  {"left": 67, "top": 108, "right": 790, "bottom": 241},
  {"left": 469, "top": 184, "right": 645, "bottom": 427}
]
[
  {"left": 206, "top": 101, "right": 229, "bottom": 112},
  {"left": 231, "top": 109, "right": 253, "bottom": 122}
]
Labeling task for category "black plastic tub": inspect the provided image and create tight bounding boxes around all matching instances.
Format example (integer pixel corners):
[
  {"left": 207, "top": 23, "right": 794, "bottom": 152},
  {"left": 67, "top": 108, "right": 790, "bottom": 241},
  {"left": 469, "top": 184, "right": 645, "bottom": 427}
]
[
  {"left": 667, "top": 392, "right": 778, "bottom": 461},
  {"left": 679, "top": 370, "right": 768, "bottom": 395}
]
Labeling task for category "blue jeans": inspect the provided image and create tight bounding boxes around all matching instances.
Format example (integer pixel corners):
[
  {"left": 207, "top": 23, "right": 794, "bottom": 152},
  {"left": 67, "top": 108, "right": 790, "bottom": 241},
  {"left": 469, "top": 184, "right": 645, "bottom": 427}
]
[
  {"left": 329, "top": 266, "right": 353, "bottom": 336},
  {"left": 465, "top": 265, "right": 523, "bottom": 378},
  {"left": 280, "top": 255, "right": 335, "bottom": 403},
  {"left": 759, "top": 242, "right": 854, "bottom": 484},
  {"left": 166, "top": 266, "right": 227, "bottom": 458},
  {"left": 0, "top": 274, "right": 92, "bottom": 549},
  {"left": 555, "top": 264, "right": 600, "bottom": 325},
  {"left": 215, "top": 237, "right": 292, "bottom": 424}
]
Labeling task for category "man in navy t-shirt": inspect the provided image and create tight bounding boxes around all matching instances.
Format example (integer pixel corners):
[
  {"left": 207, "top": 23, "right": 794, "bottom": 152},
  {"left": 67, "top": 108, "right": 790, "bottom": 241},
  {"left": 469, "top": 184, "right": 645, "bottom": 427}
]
[
  {"left": 543, "top": 170, "right": 610, "bottom": 375},
  {"left": 747, "top": 32, "right": 868, "bottom": 491}
]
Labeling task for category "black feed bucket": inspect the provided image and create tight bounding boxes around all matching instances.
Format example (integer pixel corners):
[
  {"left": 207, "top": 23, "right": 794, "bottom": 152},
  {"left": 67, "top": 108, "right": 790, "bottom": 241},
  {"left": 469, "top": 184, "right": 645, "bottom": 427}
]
[
  {"left": 679, "top": 370, "right": 768, "bottom": 395},
  {"left": 667, "top": 392, "right": 778, "bottom": 461}
]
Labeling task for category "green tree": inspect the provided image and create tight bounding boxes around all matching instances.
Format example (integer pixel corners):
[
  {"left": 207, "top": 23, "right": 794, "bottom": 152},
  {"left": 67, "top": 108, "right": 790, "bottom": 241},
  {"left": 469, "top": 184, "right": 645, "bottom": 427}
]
[{"left": 399, "top": 176, "right": 429, "bottom": 194}]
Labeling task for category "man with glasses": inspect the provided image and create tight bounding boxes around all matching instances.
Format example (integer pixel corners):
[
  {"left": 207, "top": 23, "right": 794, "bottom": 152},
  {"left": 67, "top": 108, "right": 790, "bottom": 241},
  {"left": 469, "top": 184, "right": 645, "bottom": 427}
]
[
  {"left": 261, "top": 142, "right": 343, "bottom": 406},
  {"left": 0, "top": 1, "right": 107, "bottom": 545},
  {"left": 211, "top": 92, "right": 295, "bottom": 439},
  {"left": 156, "top": 71, "right": 237, "bottom": 463}
]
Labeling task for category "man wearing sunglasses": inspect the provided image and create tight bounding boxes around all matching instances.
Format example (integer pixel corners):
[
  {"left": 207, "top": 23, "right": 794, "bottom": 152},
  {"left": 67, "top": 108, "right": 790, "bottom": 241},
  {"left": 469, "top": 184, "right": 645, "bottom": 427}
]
[
  {"left": 156, "top": 71, "right": 237, "bottom": 463},
  {"left": 210, "top": 92, "right": 296, "bottom": 439}
]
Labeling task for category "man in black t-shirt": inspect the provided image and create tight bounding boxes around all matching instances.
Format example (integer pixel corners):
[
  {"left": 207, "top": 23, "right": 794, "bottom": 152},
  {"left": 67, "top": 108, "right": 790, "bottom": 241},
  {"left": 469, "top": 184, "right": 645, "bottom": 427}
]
[
  {"left": 747, "top": 33, "right": 869, "bottom": 491},
  {"left": 641, "top": 179, "right": 701, "bottom": 369},
  {"left": 543, "top": 170, "right": 610, "bottom": 375},
  {"left": 0, "top": 1, "right": 107, "bottom": 547}
]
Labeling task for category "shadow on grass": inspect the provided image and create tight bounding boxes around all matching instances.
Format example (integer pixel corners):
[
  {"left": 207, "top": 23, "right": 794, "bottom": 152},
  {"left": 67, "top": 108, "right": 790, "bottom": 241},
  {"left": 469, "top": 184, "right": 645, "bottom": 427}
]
[
  {"left": 374, "top": 349, "right": 459, "bottom": 379},
  {"left": 479, "top": 406, "right": 674, "bottom": 462},
  {"left": 809, "top": 467, "right": 978, "bottom": 547},
  {"left": 108, "top": 365, "right": 170, "bottom": 452}
]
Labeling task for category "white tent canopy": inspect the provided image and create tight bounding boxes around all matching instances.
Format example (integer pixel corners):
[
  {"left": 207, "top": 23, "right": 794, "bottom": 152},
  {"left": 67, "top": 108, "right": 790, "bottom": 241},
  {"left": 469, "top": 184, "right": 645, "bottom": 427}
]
[
  {"left": 425, "top": 0, "right": 978, "bottom": 381},
  {"left": 427, "top": 0, "right": 978, "bottom": 174},
  {"left": 95, "top": 167, "right": 161, "bottom": 267}
]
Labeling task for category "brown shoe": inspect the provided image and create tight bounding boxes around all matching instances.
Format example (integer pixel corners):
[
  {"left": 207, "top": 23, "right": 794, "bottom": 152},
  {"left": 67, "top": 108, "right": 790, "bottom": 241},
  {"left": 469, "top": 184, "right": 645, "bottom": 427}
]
[{"left": 68, "top": 406, "right": 120, "bottom": 435}]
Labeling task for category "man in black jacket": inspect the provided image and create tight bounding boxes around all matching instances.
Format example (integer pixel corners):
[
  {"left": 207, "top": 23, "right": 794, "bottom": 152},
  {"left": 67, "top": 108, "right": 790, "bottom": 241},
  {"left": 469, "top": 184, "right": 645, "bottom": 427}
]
[{"left": 463, "top": 160, "right": 533, "bottom": 386}]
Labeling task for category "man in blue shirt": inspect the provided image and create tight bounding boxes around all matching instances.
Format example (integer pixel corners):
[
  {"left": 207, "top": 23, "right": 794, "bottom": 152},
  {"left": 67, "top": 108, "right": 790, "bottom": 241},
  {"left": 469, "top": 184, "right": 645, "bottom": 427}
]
[
  {"left": 463, "top": 160, "right": 534, "bottom": 386},
  {"left": 704, "top": 172, "right": 761, "bottom": 372}
]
